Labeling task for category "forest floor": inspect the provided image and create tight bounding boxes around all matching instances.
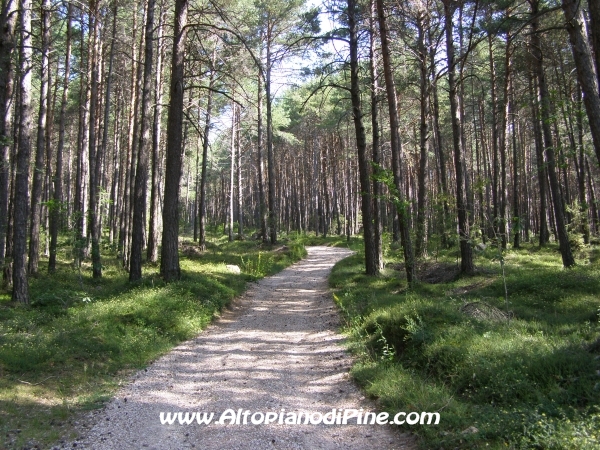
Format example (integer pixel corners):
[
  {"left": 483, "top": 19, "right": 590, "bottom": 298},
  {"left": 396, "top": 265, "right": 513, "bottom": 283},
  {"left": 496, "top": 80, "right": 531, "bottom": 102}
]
[
  {"left": 331, "top": 241, "right": 600, "bottom": 449},
  {"left": 0, "top": 235, "right": 309, "bottom": 449},
  {"left": 60, "top": 246, "right": 415, "bottom": 449},
  {"left": 6, "top": 234, "right": 598, "bottom": 449}
]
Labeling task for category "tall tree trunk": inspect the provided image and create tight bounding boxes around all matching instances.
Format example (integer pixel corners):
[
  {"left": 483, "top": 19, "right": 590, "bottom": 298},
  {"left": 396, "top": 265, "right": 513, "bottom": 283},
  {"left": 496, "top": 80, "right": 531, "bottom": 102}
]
[
  {"left": 49, "top": 3, "right": 72, "bottom": 273},
  {"left": 488, "top": 34, "right": 500, "bottom": 237},
  {"left": 236, "top": 104, "right": 243, "bottom": 239},
  {"left": 160, "top": 0, "right": 188, "bottom": 281},
  {"left": 198, "top": 45, "right": 216, "bottom": 251},
  {"left": 229, "top": 101, "right": 236, "bottom": 242},
  {"left": 130, "top": 0, "right": 155, "bottom": 281},
  {"left": 0, "top": 0, "right": 17, "bottom": 275},
  {"left": 376, "top": 0, "right": 414, "bottom": 281},
  {"left": 473, "top": 87, "right": 486, "bottom": 244},
  {"left": 147, "top": 0, "right": 166, "bottom": 263},
  {"left": 193, "top": 129, "right": 199, "bottom": 242},
  {"left": 27, "top": 0, "right": 50, "bottom": 275},
  {"left": 266, "top": 25, "right": 277, "bottom": 244},
  {"left": 256, "top": 46, "right": 268, "bottom": 243},
  {"left": 99, "top": 1, "right": 117, "bottom": 241},
  {"left": 586, "top": 157, "right": 598, "bottom": 233},
  {"left": 321, "top": 141, "right": 331, "bottom": 236},
  {"left": 561, "top": 0, "right": 600, "bottom": 168},
  {"left": 12, "top": 0, "right": 33, "bottom": 303},
  {"left": 120, "top": 6, "right": 138, "bottom": 266},
  {"left": 510, "top": 80, "right": 520, "bottom": 248},
  {"left": 43, "top": 45, "right": 57, "bottom": 258},
  {"left": 530, "top": 74, "right": 549, "bottom": 245},
  {"left": 416, "top": 11, "right": 430, "bottom": 258},
  {"left": 369, "top": 0, "right": 383, "bottom": 271},
  {"left": 3, "top": 87, "right": 17, "bottom": 285},
  {"left": 108, "top": 90, "right": 121, "bottom": 245},
  {"left": 499, "top": 37, "right": 512, "bottom": 249},
  {"left": 74, "top": 10, "right": 90, "bottom": 267},
  {"left": 530, "top": 0, "right": 575, "bottom": 267},
  {"left": 88, "top": 2, "right": 102, "bottom": 278},
  {"left": 123, "top": 1, "right": 146, "bottom": 270},
  {"left": 575, "top": 84, "right": 590, "bottom": 243},
  {"left": 443, "top": 0, "right": 474, "bottom": 274},
  {"left": 349, "top": 0, "right": 377, "bottom": 276},
  {"left": 431, "top": 66, "right": 450, "bottom": 247},
  {"left": 589, "top": 0, "right": 600, "bottom": 88}
]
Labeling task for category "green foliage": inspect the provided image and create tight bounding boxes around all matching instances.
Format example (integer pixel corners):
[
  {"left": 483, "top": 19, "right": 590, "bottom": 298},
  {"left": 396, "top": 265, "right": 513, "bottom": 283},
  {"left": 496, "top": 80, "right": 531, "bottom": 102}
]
[
  {"left": 330, "top": 242, "right": 600, "bottom": 449},
  {"left": 241, "top": 251, "right": 275, "bottom": 277},
  {"left": 566, "top": 201, "right": 588, "bottom": 252},
  {"left": 286, "top": 231, "right": 362, "bottom": 250}
]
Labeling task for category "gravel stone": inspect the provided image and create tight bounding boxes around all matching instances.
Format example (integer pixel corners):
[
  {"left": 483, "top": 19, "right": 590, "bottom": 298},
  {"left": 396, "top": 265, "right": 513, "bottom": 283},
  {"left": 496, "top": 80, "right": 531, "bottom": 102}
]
[{"left": 70, "top": 247, "right": 415, "bottom": 449}]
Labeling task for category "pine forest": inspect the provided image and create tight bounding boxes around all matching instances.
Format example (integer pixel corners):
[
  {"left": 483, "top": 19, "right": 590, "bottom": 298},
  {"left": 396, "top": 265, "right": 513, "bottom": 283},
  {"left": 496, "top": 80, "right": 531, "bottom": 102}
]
[{"left": 1, "top": 0, "right": 600, "bottom": 448}]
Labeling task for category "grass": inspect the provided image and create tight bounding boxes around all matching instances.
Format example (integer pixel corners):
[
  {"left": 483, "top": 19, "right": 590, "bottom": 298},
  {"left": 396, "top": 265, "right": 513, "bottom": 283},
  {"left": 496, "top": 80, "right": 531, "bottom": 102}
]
[
  {"left": 0, "top": 231, "right": 306, "bottom": 449},
  {"left": 330, "top": 239, "right": 600, "bottom": 449}
]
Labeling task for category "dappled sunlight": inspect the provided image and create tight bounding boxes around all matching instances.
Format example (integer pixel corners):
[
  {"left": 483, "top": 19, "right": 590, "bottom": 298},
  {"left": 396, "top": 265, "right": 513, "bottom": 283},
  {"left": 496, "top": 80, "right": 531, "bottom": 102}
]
[
  {"left": 331, "top": 242, "right": 600, "bottom": 449},
  {"left": 68, "top": 246, "right": 410, "bottom": 449}
]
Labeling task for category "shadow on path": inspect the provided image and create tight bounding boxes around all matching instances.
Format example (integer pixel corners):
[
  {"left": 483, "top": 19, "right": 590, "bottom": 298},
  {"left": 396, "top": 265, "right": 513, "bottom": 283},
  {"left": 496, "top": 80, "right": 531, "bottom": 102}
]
[{"left": 72, "top": 247, "right": 415, "bottom": 450}]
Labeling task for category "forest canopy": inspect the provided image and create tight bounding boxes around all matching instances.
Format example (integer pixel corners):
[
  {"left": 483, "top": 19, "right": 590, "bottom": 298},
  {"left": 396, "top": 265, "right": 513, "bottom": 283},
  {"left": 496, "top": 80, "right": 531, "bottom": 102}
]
[{"left": 1, "top": 0, "right": 600, "bottom": 302}]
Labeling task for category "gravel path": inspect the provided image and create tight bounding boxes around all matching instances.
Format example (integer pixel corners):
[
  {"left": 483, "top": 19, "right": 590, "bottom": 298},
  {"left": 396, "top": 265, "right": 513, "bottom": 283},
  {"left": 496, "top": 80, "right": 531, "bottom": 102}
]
[{"left": 71, "top": 246, "right": 415, "bottom": 450}]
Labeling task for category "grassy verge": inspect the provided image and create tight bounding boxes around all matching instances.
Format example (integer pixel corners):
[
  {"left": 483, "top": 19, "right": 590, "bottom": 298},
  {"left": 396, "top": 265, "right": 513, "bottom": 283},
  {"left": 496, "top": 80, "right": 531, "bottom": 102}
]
[
  {"left": 0, "top": 233, "right": 306, "bottom": 448},
  {"left": 330, "top": 241, "right": 600, "bottom": 449},
  {"left": 283, "top": 231, "right": 363, "bottom": 249}
]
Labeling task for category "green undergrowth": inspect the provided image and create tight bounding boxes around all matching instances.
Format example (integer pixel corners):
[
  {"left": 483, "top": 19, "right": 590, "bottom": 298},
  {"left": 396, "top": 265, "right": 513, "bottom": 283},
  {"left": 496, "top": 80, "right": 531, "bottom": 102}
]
[
  {"left": 330, "top": 241, "right": 600, "bottom": 449},
  {"left": 284, "top": 230, "right": 363, "bottom": 249},
  {"left": 0, "top": 232, "right": 306, "bottom": 448}
]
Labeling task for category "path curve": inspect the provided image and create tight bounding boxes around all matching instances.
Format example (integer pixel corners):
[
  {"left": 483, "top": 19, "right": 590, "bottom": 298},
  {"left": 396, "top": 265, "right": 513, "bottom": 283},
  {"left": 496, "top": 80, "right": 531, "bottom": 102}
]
[{"left": 72, "top": 246, "right": 415, "bottom": 449}]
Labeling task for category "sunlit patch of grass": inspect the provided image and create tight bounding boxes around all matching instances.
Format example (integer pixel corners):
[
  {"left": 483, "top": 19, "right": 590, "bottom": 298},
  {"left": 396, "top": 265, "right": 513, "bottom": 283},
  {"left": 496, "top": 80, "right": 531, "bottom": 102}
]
[
  {"left": 331, "top": 239, "right": 600, "bottom": 449},
  {"left": 0, "top": 231, "right": 307, "bottom": 448}
]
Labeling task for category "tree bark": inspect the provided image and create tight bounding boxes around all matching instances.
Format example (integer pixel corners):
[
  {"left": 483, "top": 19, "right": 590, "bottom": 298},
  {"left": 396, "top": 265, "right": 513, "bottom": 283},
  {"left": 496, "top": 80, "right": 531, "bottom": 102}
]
[
  {"left": 589, "top": 0, "right": 600, "bottom": 88},
  {"left": 561, "top": 0, "right": 600, "bottom": 168},
  {"left": 12, "top": 0, "right": 33, "bottom": 303},
  {"left": 529, "top": 74, "right": 549, "bottom": 245},
  {"left": 160, "top": 0, "right": 188, "bottom": 281},
  {"left": 376, "top": 0, "right": 414, "bottom": 281},
  {"left": 0, "top": 0, "right": 17, "bottom": 275},
  {"left": 2, "top": 86, "right": 17, "bottom": 286},
  {"left": 443, "top": 0, "right": 474, "bottom": 274},
  {"left": 49, "top": 3, "right": 72, "bottom": 273},
  {"left": 130, "top": 0, "right": 155, "bottom": 281},
  {"left": 43, "top": 43, "right": 57, "bottom": 259},
  {"left": 27, "top": 0, "right": 50, "bottom": 275},
  {"left": 99, "top": 1, "right": 117, "bottom": 242},
  {"left": 198, "top": 47, "right": 216, "bottom": 251},
  {"left": 510, "top": 80, "right": 520, "bottom": 248},
  {"left": 122, "top": 1, "right": 145, "bottom": 270},
  {"left": 499, "top": 37, "right": 512, "bottom": 249},
  {"left": 147, "top": 0, "right": 166, "bottom": 263},
  {"left": 74, "top": 10, "right": 90, "bottom": 267},
  {"left": 369, "top": 0, "right": 383, "bottom": 271},
  {"left": 431, "top": 67, "right": 450, "bottom": 247},
  {"left": 256, "top": 47, "right": 268, "bottom": 243},
  {"left": 530, "top": 0, "right": 574, "bottom": 267},
  {"left": 266, "top": 24, "right": 277, "bottom": 244},
  {"left": 88, "top": 1, "right": 102, "bottom": 278},
  {"left": 236, "top": 104, "right": 243, "bottom": 239},
  {"left": 229, "top": 101, "right": 236, "bottom": 242},
  {"left": 575, "top": 84, "right": 590, "bottom": 243},
  {"left": 415, "top": 10, "right": 430, "bottom": 258},
  {"left": 488, "top": 34, "right": 500, "bottom": 236},
  {"left": 348, "top": 0, "right": 377, "bottom": 276}
]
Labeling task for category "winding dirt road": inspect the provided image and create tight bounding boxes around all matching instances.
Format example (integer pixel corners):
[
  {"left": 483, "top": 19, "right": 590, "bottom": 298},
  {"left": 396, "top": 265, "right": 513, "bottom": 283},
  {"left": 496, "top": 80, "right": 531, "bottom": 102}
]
[{"left": 71, "top": 246, "right": 415, "bottom": 449}]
